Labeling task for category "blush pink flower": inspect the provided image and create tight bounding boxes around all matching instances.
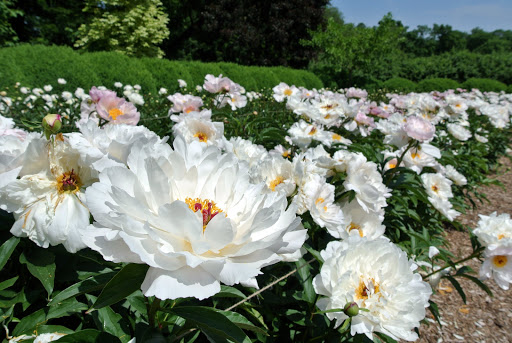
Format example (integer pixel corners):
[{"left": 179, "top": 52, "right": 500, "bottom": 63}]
[
  {"left": 404, "top": 116, "right": 435, "bottom": 142},
  {"left": 96, "top": 94, "right": 140, "bottom": 125}
]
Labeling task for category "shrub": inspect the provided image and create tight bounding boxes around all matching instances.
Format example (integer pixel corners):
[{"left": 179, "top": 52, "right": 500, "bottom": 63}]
[
  {"left": 0, "top": 45, "right": 100, "bottom": 90},
  {"left": 382, "top": 77, "right": 417, "bottom": 93},
  {"left": 81, "top": 51, "right": 157, "bottom": 93},
  {"left": 416, "top": 78, "right": 461, "bottom": 92},
  {"left": 139, "top": 58, "right": 194, "bottom": 92},
  {"left": 507, "top": 84, "right": 512, "bottom": 94},
  {"left": 462, "top": 78, "right": 507, "bottom": 92}
]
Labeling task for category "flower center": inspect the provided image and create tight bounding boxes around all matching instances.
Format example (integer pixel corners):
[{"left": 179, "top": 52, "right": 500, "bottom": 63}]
[
  {"left": 194, "top": 132, "right": 208, "bottom": 143},
  {"left": 431, "top": 185, "right": 439, "bottom": 193},
  {"left": 269, "top": 176, "right": 284, "bottom": 191},
  {"left": 308, "top": 126, "right": 317, "bottom": 135},
  {"left": 493, "top": 255, "right": 508, "bottom": 268},
  {"left": 348, "top": 222, "right": 364, "bottom": 237},
  {"left": 332, "top": 133, "right": 342, "bottom": 141},
  {"left": 315, "top": 197, "right": 325, "bottom": 205},
  {"left": 109, "top": 108, "right": 124, "bottom": 120},
  {"left": 282, "top": 151, "right": 290, "bottom": 158},
  {"left": 185, "top": 197, "right": 224, "bottom": 231},
  {"left": 388, "top": 162, "right": 397, "bottom": 169},
  {"left": 498, "top": 234, "right": 506, "bottom": 240},
  {"left": 411, "top": 152, "right": 420, "bottom": 159},
  {"left": 355, "top": 278, "right": 380, "bottom": 300},
  {"left": 56, "top": 169, "right": 82, "bottom": 194},
  {"left": 284, "top": 89, "right": 293, "bottom": 96}
]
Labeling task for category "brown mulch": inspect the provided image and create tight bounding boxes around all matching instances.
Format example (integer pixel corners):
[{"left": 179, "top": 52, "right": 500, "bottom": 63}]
[{"left": 418, "top": 155, "right": 512, "bottom": 343}]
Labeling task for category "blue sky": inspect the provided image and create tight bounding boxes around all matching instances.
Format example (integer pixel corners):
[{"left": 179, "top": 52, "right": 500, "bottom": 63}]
[{"left": 330, "top": 0, "right": 512, "bottom": 32}]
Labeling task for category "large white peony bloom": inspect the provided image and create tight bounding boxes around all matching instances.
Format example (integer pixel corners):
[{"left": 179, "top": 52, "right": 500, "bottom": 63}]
[
  {"left": 82, "top": 137, "right": 307, "bottom": 300},
  {"left": 0, "top": 136, "right": 98, "bottom": 252},
  {"left": 473, "top": 212, "right": 512, "bottom": 250},
  {"left": 313, "top": 237, "right": 432, "bottom": 341}
]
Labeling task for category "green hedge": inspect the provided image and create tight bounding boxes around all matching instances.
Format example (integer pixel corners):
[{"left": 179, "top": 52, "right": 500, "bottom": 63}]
[
  {"left": 0, "top": 45, "right": 323, "bottom": 92},
  {"left": 382, "top": 77, "right": 417, "bottom": 93},
  {"left": 461, "top": 78, "right": 507, "bottom": 92},
  {"left": 416, "top": 78, "right": 461, "bottom": 92}
]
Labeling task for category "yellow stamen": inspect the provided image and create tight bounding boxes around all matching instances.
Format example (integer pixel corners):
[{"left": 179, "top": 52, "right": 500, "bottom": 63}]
[
  {"left": 109, "top": 108, "right": 124, "bottom": 120},
  {"left": 194, "top": 132, "right": 208, "bottom": 143},
  {"left": 348, "top": 222, "right": 364, "bottom": 237},
  {"left": 308, "top": 127, "right": 317, "bottom": 135},
  {"left": 431, "top": 185, "right": 439, "bottom": 193},
  {"left": 388, "top": 163, "right": 397, "bottom": 169},
  {"left": 184, "top": 197, "right": 225, "bottom": 231},
  {"left": 498, "top": 234, "right": 506, "bottom": 240},
  {"left": 332, "top": 134, "right": 342, "bottom": 141},
  {"left": 355, "top": 278, "right": 380, "bottom": 300},
  {"left": 493, "top": 255, "right": 507, "bottom": 268},
  {"left": 284, "top": 89, "right": 293, "bottom": 96},
  {"left": 411, "top": 152, "right": 420, "bottom": 159},
  {"left": 269, "top": 176, "right": 284, "bottom": 191},
  {"left": 282, "top": 151, "right": 291, "bottom": 158},
  {"left": 56, "top": 170, "right": 82, "bottom": 194},
  {"left": 315, "top": 197, "right": 324, "bottom": 205}
]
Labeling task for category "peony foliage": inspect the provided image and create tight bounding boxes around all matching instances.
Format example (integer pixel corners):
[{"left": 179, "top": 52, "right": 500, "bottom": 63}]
[{"left": 0, "top": 76, "right": 511, "bottom": 342}]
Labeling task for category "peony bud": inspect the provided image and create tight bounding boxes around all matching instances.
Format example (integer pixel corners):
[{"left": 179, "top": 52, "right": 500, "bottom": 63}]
[
  {"left": 42, "top": 114, "right": 62, "bottom": 139},
  {"left": 343, "top": 302, "right": 360, "bottom": 317}
]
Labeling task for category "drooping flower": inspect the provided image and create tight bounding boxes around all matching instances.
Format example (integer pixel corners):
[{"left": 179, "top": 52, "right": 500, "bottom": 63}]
[
  {"left": 313, "top": 237, "right": 431, "bottom": 341},
  {"left": 82, "top": 137, "right": 307, "bottom": 300}
]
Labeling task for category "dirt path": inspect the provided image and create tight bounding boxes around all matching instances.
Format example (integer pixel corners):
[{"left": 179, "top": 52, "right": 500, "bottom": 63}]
[{"left": 418, "top": 155, "right": 512, "bottom": 343}]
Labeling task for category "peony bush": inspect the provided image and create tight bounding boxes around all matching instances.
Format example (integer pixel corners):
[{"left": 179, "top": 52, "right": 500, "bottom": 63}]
[{"left": 0, "top": 75, "right": 511, "bottom": 342}]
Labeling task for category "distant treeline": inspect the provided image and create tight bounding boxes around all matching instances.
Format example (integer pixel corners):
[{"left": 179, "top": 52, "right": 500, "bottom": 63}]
[{"left": 1, "top": 1, "right": 512, "bottom": 88}]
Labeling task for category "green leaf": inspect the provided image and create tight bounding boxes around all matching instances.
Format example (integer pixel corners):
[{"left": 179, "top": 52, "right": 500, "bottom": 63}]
[
  {"left": 216, "top": 310, "right": 269, "bottom": 336},
  {"left": 54, "top": 329, "right": 122, "bottom": 343},
  {"left": 169, "top": 306, "right": 249, "bottom": 343},
  {"left": 19, "top": 249, "right": 56, "bottom": 296},
  {"left": 95, "top": 306, "right": 131, "bottom": 343},
  {"left": 90, "top": 263, "right": 149, "bottom": 311},
  {"left": 13, "top": 298, "right": 87, "bottom": 335},
  {"left": 0, "top": 236, "right": 20, "bottom": 271},
  {"left": 35, "top": 325, "right": 75, "bottom": 335},
  {"left": 215, "top": 285, "right": 246, "bottom": 298},
  {"left": 443, "top": 276, "right": 466, "bottom": 304},
  {"left": 458, "top": 273, "right": 493, "bottom": 297},
  {"left": 295, "top": 258, "right": 315, "bottom": 304},
  {"left": 0, "top": 276, "right": 18, "bottom": 291},
  {"left": 49, "top": 271, "right": 117, "bottom": 305}
]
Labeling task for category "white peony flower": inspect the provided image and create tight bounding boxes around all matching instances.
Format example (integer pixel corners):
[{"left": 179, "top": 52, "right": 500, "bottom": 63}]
[
  {"left": 473, "top": 212, "right": 512, "bottom": 250},
  {"left": 335, "top": 200, "right": 385, "bottom": 240},
  {"left": 313, "top": 237, "right": 431, "bottom": 341},
  {"left": 57, "top": 78, "right": 67, "bottom": 85},
  {"left": 447, "top": 123, "right": 472, "bottom": 141},
  {"left": 172, "top": 117, "right": 224, "bottom": 146},
  {"left": 252, "top": 155, "right": 296, "bottom": 196},
  {"left": 479, "top": 246, "right": 512, "bottom": 290},
  {"left": 82, "top": 137, "right": 307, "bottom": 300},
  {"left": 0, "top": 136, "right": 99, "bottom": 252},
  {"left": 443, "top": 164, "right": 467, "bottom": 186},
  {"left": 344, "top": 155, "right": 391, "bottom": 214},
  {"left": 421, "top": 173, "right": 460, "bottom": 221}
]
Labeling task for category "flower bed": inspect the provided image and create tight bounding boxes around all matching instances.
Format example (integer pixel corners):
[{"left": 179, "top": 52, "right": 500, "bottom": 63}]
[{"left": 0, "top": 76, "right": 511, "bottom": 342}]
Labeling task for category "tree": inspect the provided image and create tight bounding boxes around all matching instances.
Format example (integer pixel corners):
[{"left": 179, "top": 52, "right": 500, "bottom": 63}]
[
  {"left": 160, "top": 0, "right": 329, "bottom": 68},
  {"left": 0, "top": 0, "right": 22, "bottom": 46},
  {"left": 74, "top": 0, "right": 170, "bottom": 58},
  {"left": 304, "top": 12, "right": 405, "bottom": 87},
  {"left": 8, "top": 0, "right": 86, "bottom": 46}
]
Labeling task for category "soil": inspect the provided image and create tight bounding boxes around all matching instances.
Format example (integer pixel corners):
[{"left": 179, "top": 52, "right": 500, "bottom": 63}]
[{"left": 418, "top": 155, "right": 512, "bottom": 343}]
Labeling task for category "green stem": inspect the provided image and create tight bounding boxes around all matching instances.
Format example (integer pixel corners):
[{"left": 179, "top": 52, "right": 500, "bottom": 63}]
[
  {"left": 422, "top": 247, "right": 484, "bottom": 279},
  {"left": 148, "top": 297, "right": 162, "bottom": 329}
]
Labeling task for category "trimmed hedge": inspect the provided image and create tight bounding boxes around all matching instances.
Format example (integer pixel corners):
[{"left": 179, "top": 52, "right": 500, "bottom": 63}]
[
  {"left": 0, "top": 45, "right": 323, "bottom": 92},
  {"left": 461, "top": 78, "right": 507, "bottom": 92},
  {"left": 416, "top": 78, "right": 461, "bottom": 92},
  {"left": 382, "top": 77, "right": 417, "bottom": 93}
]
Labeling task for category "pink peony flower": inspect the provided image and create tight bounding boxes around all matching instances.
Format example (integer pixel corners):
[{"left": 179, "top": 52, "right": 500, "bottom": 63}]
[
  {"left": 404, "top": 116, "right": 435, "bottom": 142},
  {"left": 96, "top": 93, "right": 140, "bottom": 125},
  {"left": 89, "top": 86, "right": 117, "bottom": 103}
]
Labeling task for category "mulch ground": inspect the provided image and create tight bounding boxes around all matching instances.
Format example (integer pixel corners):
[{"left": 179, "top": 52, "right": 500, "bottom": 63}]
[{"left": 418, "top": 155, "right": 512, "bottom": 343}]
